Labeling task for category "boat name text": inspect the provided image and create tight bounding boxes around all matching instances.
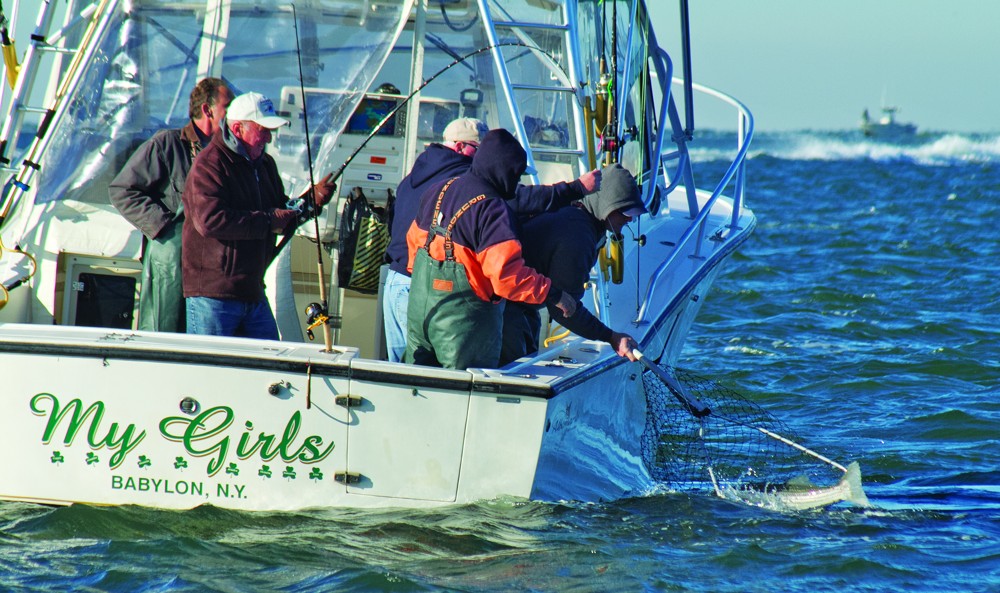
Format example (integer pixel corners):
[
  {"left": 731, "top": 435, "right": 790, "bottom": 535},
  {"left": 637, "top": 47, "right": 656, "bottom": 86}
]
[{"left": 30, "top": 393, "right": 336, "bottom": 476}]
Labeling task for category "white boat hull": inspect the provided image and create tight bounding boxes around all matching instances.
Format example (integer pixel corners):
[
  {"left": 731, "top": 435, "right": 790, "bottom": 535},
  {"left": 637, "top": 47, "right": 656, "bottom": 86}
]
[
  {"left": 2, "top": 326, "right": 552, "bottom": 509},
  {"left": 0, "top": 0, "right": 758, "bottom": 510}
]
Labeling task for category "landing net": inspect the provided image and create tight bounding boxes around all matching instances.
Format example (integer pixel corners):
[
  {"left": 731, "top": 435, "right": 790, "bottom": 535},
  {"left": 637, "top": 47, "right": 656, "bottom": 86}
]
[{"left": 640, "top": 365, "right": 845, "bottom": 498}]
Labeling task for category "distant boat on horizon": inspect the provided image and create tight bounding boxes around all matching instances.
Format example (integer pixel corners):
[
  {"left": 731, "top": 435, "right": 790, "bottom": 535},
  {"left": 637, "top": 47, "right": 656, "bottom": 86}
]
[{"left": 861, "top": 105, "right": 917, "bottom": 139}]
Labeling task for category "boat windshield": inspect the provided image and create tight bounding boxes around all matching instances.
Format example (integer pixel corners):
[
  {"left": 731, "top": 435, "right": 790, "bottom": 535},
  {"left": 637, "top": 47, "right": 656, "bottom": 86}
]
[{"left": 34, "top": 0, "right": 412, "bottom": 205}]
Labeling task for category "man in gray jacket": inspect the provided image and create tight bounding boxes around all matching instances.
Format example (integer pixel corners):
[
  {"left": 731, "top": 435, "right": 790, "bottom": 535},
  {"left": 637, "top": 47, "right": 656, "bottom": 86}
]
[{"left": 109, "top": 77, "right": 233, "bottom": 332}]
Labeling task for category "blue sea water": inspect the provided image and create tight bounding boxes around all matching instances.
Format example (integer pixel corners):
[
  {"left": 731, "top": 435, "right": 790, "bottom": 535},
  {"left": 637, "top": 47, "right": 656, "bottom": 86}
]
[{"left": 2, "top": 130, "right": 999, "bottom": 592}]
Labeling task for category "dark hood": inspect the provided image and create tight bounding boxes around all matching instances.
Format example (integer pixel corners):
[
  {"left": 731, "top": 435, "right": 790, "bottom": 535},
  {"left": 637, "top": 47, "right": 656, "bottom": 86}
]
[
  {"left": 469, "top": 129, "right": 527, "bottom": 199},
  {"left": 580, "top": 163, "right": 645, "bottom": 221}
]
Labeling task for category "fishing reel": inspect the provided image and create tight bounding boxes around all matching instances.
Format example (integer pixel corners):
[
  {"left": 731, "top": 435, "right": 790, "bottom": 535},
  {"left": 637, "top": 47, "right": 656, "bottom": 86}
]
[
  {"left": 285, "top": 196, "right": 318, "bottom": 224},
  {"left": 303, "top": 301, "right": 329, "bottom": 341}
]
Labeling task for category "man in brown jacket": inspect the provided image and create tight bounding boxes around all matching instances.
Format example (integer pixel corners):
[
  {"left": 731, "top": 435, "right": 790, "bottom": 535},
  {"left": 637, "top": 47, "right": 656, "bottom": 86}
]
[{"left": 181, "top": 91, "right": 335, "bottom": 339}]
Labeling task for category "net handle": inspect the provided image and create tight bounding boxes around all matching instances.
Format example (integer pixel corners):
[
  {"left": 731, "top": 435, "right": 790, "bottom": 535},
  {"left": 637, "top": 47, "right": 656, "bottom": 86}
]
[{"left": 634, "top": 349, "right": 712, "bottom": 418}]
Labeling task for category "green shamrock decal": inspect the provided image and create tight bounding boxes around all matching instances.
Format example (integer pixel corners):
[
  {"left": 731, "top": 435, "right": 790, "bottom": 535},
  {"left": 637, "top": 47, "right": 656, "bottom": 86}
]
[
  {"left": 174, "top": 457, "right": 188, "bottom": 469},
  {"left": 86, "top": 453, "right": 100, "bottom": 465},
  {"left": 50, "top": 451, "right": 64, "bottom": 464},
  {"left": 258, "top": 465, "right": 272, "bottom": 478},
  {"left": 309, "top": 468, "right": 324, "bottom": 481},
  {"left": 225, "top": 463, "right": 239, "bottom": 476},
  {"left": 282, "top": 466, "right": 297, "bottom": 479},
  {"left": 138, "top": 455, "right": 152, "bottom": 468}
]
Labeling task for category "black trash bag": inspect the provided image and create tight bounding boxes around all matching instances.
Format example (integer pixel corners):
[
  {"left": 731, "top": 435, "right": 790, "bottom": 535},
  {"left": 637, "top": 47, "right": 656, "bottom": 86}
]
[{"left": 337, "top": 187, "right": 389, "bottom": 294}]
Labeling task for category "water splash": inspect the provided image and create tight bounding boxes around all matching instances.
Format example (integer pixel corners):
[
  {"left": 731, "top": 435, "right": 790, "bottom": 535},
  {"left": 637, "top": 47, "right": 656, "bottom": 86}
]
[{"left": 688, "top": 130, "right": 1000, "bottom": 165}]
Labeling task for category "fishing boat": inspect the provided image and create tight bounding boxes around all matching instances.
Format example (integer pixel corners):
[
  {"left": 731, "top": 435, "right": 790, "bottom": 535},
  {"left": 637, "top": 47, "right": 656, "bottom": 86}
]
[
  {"left": 861, "top": 105, "right": 917, "bottom": 139},
  {"left": 0, "top": 0, "right": 755, "bottom": 511}
]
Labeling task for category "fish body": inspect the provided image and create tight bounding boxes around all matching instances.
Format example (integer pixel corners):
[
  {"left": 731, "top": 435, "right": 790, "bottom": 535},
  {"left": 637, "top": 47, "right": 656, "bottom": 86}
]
[{"left": 725, "top": 461, "right": 871, "bottom": 511}]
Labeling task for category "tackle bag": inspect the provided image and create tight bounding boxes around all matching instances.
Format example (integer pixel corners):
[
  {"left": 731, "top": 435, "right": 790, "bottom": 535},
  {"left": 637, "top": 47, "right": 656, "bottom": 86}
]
[{"left": 337, "top": 187, "right": 390, "bottom": 294}]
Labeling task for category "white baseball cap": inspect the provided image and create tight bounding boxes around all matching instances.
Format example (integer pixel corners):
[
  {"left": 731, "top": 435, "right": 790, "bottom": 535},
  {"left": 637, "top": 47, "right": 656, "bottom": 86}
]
[
  {"left": 443, "top": 117, "right": 488, "bottom": 144},
  {"left": 227, "top": 92, "right": 289, "bottom": 129}
]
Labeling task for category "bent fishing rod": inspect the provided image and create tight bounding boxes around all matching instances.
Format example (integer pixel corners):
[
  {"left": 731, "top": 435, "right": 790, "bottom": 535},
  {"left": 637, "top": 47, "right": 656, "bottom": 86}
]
[
  {"left": 274, "top": 37, "right": 571, "bottom": 350},
  {"left": 273, "top": 40, "right": 570, "bottom": 259}
]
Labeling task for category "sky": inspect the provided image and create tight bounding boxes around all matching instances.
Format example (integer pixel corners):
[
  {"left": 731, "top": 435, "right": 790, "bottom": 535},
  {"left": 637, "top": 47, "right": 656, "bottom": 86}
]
[
  {"left": 646, "top": 0, "right": 1000, "bottom": 132},
  {"left": 5, "top": 1, "right": 998, "bottom": 133}
]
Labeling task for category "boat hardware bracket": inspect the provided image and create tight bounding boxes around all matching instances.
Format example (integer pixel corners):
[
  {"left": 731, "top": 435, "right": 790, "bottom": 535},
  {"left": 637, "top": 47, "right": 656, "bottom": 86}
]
[
  {"left": 334, "top": 471, "right": 362, "bottom": 484},
  {"left": 335, "top": 395, "right": 362, "bottom": 408},
  {"left": 268, "top": 381, "right": 291, "bottom": 396}
]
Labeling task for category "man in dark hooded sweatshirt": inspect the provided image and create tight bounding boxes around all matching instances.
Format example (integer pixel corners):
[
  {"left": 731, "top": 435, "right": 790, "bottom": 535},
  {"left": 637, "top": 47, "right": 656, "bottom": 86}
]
[
  {"left": 499, "top": 164, "right": 644, "bottom": 366},
  {"left": 382, "top": 117, "right": 600, "bottom": 362},
  {"left": 404, "top": 129, "right": 577, "bottom": 369}
]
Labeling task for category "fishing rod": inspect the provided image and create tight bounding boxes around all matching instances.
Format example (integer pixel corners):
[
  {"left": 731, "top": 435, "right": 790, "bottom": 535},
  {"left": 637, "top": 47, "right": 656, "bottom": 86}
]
[
  {"left": 276, "top": 39, "right": 570, "bottom": 250},
  {"left": 275, "top": 35, "right": 568, "bottom": 348},
  {"left": 272, "top": 39, "right": 569, "bottom": 262},
  {"left": 289, "top": 2, "right": 333, "bottom": 352},
  {"left": 0, "top": 1, "right": 19, "bottom": 90}
]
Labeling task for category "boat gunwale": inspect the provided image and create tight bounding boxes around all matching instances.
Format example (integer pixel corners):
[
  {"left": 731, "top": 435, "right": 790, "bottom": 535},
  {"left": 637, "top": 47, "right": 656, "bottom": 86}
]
[{"left": 0, "top": 328, "right": 556, "bottom": 397}]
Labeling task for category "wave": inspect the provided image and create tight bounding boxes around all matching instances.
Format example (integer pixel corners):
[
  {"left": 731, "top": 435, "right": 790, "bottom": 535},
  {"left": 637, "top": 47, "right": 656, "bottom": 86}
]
[{"left": 687, "top": 130, "right": 1000, "bottom": 165}]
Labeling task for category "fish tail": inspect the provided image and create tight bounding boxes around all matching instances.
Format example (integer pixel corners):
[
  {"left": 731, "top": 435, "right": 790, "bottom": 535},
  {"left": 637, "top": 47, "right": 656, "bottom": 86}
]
[{"left": 843, "top": 461, "right": 871, "bottom": 507}]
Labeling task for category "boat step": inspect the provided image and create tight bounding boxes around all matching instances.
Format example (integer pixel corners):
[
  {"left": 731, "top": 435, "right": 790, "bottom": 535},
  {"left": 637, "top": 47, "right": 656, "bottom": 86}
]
[
  {"left": 37, "top": 45, "right": 78, "bottom": 55},
  {"left": 492, "top": 21, "right": 569, "bottom": 31},
  {"left": 511, "top": 83, "right": 576, "bottom": 94},
  {"left": 530, "top": 147, "right": 585, "bottom": 157}
]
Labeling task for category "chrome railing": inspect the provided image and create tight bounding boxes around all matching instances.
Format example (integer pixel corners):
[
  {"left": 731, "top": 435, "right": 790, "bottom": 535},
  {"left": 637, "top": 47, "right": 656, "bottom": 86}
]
[{"left": 633, "top": 61, "right": 754, "bottom": 324}]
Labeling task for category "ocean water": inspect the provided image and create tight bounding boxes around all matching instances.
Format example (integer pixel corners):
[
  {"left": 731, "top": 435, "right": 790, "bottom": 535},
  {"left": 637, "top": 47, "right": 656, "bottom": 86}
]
[{"left": 2, "top": 131, "right": 999, "bottom": 592}]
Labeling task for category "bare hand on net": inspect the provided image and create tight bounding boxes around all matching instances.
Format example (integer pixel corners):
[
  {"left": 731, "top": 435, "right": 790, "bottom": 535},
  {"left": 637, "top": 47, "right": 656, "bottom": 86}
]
[
  {"left": 609, "top": 332, "right": 639, "bottom": 361},
  {"left": 554, "top": 292, "right": 577, "bottom": 318},
  {"left": 578, "top": 168, "right": 602, "bottom": 194}
]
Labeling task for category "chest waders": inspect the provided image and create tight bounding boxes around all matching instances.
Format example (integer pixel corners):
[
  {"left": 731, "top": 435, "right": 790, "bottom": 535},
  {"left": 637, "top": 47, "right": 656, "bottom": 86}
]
[
  {"left": 138, "top": 138, "right": 199, "bottom": 333},
  {"left": 404, "top": 179, "right": 502, "bottom": 369}
]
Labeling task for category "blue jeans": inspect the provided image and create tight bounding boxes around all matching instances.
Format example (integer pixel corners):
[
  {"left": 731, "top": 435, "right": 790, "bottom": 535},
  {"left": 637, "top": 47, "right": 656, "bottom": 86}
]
[
  {"left": 382, "top": 268, "right": 410, "bottom": 362},
  {"left": 186, "top": 297, "right": 280, "bottom": 340}
]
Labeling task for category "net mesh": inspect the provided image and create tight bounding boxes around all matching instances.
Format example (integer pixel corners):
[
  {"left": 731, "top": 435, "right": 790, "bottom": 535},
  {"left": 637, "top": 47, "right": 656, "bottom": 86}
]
[{"left": 640, "top": 365, "right": 843, "bottom": 497}]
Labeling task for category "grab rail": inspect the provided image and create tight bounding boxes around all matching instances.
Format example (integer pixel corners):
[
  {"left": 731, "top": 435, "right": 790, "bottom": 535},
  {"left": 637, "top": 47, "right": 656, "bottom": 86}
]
[{"left": 633, "top": 74, "right": 754, "bottom": 324}]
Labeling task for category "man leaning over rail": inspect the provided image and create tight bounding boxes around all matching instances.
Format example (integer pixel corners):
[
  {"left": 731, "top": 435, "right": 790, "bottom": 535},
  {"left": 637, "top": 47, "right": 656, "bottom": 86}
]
[{"left": 500, "top": 163, "right": 644, "bottom": 366}]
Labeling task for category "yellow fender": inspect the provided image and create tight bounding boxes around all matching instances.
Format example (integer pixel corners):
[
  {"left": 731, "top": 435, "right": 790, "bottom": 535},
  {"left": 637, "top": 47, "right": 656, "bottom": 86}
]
[
  {"left": 598, "top": 237, "right": 624, "bottom": 284},
  {"left": 2, "top": 42, "right": 19, "bottom": 90}
]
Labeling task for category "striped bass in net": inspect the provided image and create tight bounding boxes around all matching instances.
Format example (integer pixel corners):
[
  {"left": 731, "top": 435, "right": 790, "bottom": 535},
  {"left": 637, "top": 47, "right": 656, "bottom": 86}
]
[{"left": 722, "top": 461, "right": 871, "bottom": 511}]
